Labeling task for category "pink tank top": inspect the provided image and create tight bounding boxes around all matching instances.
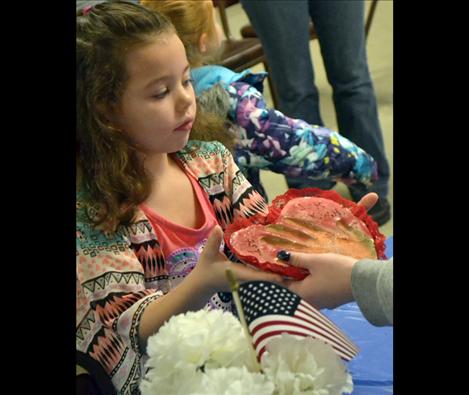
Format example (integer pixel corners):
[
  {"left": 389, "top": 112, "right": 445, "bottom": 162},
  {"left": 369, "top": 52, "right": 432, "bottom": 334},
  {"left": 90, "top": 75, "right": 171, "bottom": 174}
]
[{"left": 140, "top": 169, "right": 218, "bottom": 286}]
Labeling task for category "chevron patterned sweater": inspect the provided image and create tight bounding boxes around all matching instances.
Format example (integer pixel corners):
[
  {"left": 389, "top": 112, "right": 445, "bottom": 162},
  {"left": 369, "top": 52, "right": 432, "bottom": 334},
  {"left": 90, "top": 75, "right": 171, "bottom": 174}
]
[{"left": 76, "top": 141, "right": 267, "bottom": 394}]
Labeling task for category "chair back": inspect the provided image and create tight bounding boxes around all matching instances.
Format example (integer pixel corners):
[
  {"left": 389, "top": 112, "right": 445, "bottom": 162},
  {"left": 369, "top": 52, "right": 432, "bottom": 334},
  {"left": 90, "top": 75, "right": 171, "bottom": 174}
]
[{"left": 213, "top": 0, "right": 239, "bottom": 41}]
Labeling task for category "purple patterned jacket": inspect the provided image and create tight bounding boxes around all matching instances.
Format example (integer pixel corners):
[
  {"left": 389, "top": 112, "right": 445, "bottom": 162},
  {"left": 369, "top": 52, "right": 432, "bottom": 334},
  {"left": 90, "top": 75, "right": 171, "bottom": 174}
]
[{"left": 192, "top": 65, "right": 378, "bottom": 199}]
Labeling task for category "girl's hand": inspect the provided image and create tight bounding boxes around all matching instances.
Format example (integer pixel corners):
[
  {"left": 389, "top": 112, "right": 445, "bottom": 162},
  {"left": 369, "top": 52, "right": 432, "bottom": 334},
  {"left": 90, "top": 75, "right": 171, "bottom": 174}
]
[
  {"left": 188, "top": 226, "right": 285, "bottom": 295},
  {"left": 139, "top": 226, "right": 284, "bottom": 345}
]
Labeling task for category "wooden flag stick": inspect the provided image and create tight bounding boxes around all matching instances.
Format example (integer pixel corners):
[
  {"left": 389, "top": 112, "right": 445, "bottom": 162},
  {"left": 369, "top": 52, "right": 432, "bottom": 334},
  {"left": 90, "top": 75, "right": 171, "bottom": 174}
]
[{"left": 225, "top": 269, "right": 262, "bottom": 373}]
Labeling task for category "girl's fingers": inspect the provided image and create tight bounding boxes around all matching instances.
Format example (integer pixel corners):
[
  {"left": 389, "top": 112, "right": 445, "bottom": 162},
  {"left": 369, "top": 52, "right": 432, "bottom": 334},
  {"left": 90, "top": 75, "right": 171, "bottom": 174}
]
[{"left": 202, "top": 226, "right": 223, "bottom": 258}]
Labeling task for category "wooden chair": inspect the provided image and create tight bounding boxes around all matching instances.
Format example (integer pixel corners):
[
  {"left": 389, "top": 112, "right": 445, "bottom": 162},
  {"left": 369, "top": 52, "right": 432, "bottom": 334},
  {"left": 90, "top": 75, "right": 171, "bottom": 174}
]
[
  {"left": 240, "top": 0, "right": 379, "bottom": 42},
  {"left": 212, "top": 0, "right": 279, "bottom": 107}
]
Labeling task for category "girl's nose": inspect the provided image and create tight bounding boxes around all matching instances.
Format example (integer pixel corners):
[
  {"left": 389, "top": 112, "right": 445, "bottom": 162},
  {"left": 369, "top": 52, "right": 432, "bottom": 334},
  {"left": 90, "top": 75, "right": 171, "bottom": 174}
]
[{"left": 176, "top": 84, "right": 194, "bottom": 113}]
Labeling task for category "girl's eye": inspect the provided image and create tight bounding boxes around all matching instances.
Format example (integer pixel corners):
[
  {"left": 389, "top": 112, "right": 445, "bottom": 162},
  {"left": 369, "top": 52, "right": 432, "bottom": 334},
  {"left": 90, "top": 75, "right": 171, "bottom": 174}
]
[
  {"left": 153, "top": 89, "right": 169, "bottom": 99},
  {"left": 183, "top": 78, "right": 193, "bottom": 87}
]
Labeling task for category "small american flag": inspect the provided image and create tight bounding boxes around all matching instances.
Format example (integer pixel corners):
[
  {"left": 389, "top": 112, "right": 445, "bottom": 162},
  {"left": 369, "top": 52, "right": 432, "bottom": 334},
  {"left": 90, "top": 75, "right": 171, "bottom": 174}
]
[{"left": 238, "top": 281, "right": 359, "bottom": 361}]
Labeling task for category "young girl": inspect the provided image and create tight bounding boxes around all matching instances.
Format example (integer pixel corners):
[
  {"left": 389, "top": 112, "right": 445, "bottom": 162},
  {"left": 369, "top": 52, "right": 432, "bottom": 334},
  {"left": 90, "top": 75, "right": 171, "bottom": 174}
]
[
  {"left": 141, "top": 0, "right": 379, "bottom": 200},
  {"left": 76, "top": 2, "right": 283, "bottom": 392}
]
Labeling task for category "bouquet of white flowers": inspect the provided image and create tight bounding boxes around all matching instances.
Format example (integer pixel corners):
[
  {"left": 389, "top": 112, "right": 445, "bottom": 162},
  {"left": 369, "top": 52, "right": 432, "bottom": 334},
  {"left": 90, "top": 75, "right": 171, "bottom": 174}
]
[{"left": 140, "top": 309, "right": 353, "bottom": 395}]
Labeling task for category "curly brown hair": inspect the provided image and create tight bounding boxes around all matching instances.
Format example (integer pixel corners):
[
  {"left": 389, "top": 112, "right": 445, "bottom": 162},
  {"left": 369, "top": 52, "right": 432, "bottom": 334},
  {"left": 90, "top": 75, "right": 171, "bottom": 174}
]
[{"left": 77, "top": 1, "right": 230, "bottom": 233}]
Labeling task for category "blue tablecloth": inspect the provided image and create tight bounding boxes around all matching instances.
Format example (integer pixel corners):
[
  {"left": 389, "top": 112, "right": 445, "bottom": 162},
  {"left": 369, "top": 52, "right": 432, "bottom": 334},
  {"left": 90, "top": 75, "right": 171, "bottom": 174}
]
[{"left": 321, "top": 237, "right": 393, "bottom": 394}]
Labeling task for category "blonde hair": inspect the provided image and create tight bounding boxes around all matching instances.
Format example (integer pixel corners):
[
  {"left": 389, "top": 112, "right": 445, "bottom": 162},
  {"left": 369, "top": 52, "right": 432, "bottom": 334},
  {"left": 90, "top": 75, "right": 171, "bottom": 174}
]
[{"left": 141, "top": 0, "right": 221, "bottom": 66}]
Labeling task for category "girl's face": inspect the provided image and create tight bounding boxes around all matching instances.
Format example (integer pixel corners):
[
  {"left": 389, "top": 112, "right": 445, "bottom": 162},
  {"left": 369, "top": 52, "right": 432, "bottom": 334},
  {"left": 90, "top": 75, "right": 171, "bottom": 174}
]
[{"left": 112, "top": 32, "right": 196, "bottom": 155}]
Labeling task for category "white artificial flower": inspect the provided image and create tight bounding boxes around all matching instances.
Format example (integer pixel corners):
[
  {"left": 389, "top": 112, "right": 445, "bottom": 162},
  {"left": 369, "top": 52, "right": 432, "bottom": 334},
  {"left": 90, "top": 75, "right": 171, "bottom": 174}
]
[
  {"left": 194, "top": 366, "right": 275, "bottom": 395},
  {"left": 141, "top": 310, "right": 258, "bottom": 394},
  {"left": 145, "top": 309, "right": 254, "bottom": 371},
  {"left": 140, "top": 311, "right": 355, "bottom": 395},
  {"left": 140, "top": 360, "right": 203, "bottom": 395},
  {"left": 261, "top": 334, "right": 353, "bottom": 395}
]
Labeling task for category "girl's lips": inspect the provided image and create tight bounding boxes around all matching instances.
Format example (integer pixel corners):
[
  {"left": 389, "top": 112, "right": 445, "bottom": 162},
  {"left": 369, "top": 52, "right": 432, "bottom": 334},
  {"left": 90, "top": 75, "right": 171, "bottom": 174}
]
[{"left": 174, "top": 119, "right": 194, "bottom": 132}]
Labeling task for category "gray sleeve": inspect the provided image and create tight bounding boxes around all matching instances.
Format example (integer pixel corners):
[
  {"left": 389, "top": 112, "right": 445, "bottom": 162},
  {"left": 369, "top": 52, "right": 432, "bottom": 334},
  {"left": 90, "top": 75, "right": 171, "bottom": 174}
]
[{"left": 351, "top": 258, "right": 393, "bottom": 326}]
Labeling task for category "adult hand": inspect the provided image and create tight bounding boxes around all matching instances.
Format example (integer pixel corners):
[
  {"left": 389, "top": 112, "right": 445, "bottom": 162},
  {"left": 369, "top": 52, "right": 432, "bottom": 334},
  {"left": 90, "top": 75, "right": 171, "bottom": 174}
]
[
  {"left": 189, "top": 226, "right": 285, "bottom": 295},
  {"left": 279, "top": 193, "right": 377, "bottom": 308},
  {"left": 283, "top": 252, "right": 358, "bottom": 309},
  {"left": 356, "top": 192, "right": 378, "bottom": 211}
]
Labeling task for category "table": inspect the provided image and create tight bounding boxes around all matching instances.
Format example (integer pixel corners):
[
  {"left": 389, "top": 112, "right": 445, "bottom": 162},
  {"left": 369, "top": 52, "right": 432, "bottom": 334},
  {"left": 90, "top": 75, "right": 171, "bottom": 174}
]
[{"left": 321, "top": 237, "right": 393, "bottom": 394}]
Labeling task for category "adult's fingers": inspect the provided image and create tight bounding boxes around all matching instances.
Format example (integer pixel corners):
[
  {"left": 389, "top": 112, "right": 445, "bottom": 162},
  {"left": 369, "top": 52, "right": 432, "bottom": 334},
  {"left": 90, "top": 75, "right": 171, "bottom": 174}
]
[
  {"left": 288, "top": 252, "right": 356, "bottom": 271},
  {"left": 230, "top": 263, "right": 286, "bottom": 286},
  {"left": 282, "top": 251, "right": 321, "bottom": 270},
  {"left": 357, "top": 192, "right": 378, "bottom": 211}
]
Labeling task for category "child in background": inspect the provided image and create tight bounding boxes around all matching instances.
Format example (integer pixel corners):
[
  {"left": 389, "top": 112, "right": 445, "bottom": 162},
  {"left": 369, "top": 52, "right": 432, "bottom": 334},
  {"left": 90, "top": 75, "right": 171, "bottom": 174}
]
[
  {"left": 141, "top": 0, "right": 378, "bottom": 200},
  {"left": 76, "top": 2, "right": 283, "bottom": 392}
]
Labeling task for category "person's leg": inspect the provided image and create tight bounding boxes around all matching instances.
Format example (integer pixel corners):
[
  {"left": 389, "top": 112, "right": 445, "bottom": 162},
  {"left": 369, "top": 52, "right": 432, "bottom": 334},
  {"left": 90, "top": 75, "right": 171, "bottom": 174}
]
[
  {"left": 240, "top": 0, "right": 322, "bottom": 125},
  {"left": 309, "top": 0, "right": 390, "bottom": 223},
  {"left": 241, "top": 0, "right": 335, "bottom": 190}
]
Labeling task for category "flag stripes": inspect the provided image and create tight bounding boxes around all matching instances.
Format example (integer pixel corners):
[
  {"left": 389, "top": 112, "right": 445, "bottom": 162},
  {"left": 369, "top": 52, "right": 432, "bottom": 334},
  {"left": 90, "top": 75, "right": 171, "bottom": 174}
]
[
  {"left": 238, "top": 281, "right": 359, "bottom": 362},
  {"left": 297, "top": 302, "right": 358, "bottom": 352},
  {"left": 250, "top": 316, "right": 356, "bottom": 361}
]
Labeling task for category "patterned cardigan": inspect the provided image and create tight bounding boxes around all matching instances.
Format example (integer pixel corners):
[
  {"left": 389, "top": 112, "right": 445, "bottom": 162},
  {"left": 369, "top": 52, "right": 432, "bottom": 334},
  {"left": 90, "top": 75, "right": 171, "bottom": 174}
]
[{"left": 76, "top": 141, "right": 267, "bottom": 394}]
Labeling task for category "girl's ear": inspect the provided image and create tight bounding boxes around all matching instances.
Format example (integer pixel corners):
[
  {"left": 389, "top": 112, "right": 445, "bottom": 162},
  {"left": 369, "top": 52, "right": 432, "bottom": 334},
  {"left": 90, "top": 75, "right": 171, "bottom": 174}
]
[
  {"left": 97, "top": 102, "right": 112, "bottom": 122},
  {"left": 98, "top": 102, "right": 122, "bottom": 132},
  {"left": 199, "top": 32, "right": 209, "bottom": 54}
]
